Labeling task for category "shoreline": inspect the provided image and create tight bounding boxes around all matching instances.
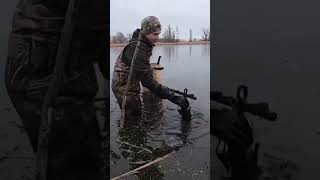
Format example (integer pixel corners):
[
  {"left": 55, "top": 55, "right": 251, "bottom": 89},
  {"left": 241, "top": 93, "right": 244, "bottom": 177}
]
[{"left": 110, "top": 41, "right": 210, "bottom": 47}]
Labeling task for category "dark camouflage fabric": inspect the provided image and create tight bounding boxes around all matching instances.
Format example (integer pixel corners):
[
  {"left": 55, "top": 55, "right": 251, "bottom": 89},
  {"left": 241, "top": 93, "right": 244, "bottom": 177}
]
[
  {"left": 111, "top": 29, "right": 175, "bottom": 111},
  {"left": 111, "top": 28, "right": 191, "bottom": 116},
  {"left": 5, "top": 0, "right": 107, "bottom": 179}
]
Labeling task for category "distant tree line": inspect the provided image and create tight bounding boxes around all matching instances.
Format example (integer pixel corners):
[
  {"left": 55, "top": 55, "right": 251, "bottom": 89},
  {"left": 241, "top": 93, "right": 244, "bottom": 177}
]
[{"left": 111, "top": 25, "right": 210, "bottom": 43}]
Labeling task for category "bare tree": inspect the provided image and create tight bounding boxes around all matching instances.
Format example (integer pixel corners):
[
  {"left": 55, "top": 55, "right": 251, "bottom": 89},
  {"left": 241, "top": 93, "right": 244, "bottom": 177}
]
[
  {"left": 112, "top": 32, "right": 127, "bottom": 43},
  {"left": 172, "top": 29, "right": 176, "bottom": 41},
  {"left": 126, "top": 33, "right": 132, "bottom": 42},
  {"left": 162, "top": 25, "right": 176, "bottom": 42},
  {"left": 201, "top": 28, "right": 210, "bottom": 41},
  {"left": 189, "top": 29, "right": 193, "bottom": 42},
  {"left": 175, "top": 26, "right": 180, "bottom": 42},
  {"left": 165, "top": 25, "right": 172, "bottom": 41},
  {"left": 111, "top": 36, "right": 116, "bottom": 43}
]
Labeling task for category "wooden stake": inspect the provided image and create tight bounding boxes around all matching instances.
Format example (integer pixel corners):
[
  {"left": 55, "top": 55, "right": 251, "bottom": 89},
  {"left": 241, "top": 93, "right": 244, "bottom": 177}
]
[{"left": 110, "top": 151, "right": 175, "bottom": 180}]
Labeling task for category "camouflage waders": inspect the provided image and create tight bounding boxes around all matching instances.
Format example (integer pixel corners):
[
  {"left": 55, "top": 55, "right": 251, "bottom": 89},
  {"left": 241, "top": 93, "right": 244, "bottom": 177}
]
[
  {"left": 4, "top": 0, "right": 107, "bottom": 179},
  {"left": 112, "top": 41, "right": 142, "bottom": 121}
]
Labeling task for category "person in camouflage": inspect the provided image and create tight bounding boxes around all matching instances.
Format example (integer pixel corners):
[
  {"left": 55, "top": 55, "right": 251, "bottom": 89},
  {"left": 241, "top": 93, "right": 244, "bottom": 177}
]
[
  {"left": 112, "top": 16, "right": 188, "bottom": 119},
  {"left": 4, "top": 0, "right": 107, "bottom": 179}
]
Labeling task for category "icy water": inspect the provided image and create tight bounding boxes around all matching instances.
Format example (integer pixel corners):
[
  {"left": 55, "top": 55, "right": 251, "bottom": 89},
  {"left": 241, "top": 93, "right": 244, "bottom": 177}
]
[{"left": 110, "top": 44, "right": 210, "bottom": 179}]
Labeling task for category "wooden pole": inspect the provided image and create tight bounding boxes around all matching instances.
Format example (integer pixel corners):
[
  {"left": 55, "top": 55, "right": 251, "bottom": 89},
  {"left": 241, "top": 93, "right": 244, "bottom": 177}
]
[
  {"left": 121, "top": 32, "right": 142, "bottom": 121},
  {"left": 36, "top": 0, "right": 78, "bottom": 179},
  {"left": 110, "top": 151, "right": 175, "bottom": 180}
]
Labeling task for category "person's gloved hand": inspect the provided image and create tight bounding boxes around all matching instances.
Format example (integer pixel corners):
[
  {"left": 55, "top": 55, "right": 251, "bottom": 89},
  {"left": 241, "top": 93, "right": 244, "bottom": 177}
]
[
  {"left": 161, "top": 86, "right": 189, "bottom": 108},
  {"left": 212, "top": 108, "right": 253, "bottom": 149},
  {"left": 169, "top": 95, "right": 189, "bottom": 109}
]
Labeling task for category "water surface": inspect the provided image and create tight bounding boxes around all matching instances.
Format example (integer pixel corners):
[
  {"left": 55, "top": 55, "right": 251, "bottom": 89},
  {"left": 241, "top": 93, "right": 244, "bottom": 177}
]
[{"left": 110, "top": 44, "right": 210, "bottom": 179}]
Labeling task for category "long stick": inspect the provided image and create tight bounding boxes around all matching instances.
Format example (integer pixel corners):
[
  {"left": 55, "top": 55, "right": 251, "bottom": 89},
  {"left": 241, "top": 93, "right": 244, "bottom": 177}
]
[
  {"left": 110, "top": 151, "right": 175, "bottom": 180},
  {"left": 36, "top": 0, "right": 78, "bottom": 179},
  {"left": 116, "top": 139, "right": 152, "bottom": 153},
  {"left": 121, "top": 32, "right": 142, "bottom": 121}
]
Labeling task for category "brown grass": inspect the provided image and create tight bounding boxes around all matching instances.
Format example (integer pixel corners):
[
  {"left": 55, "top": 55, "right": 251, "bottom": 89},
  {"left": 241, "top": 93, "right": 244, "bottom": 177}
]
[{"left": 110, "top": 41, "right": 210, "bottom": 47}]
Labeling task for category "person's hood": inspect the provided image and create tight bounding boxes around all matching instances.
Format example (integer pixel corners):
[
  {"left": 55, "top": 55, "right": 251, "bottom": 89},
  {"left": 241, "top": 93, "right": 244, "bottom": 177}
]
[
  {"left": 129, "top": 29, "right": 140, "bottom": 42},
  {"left": 129, "top": 29, "right": 154, "bottom": 47}
]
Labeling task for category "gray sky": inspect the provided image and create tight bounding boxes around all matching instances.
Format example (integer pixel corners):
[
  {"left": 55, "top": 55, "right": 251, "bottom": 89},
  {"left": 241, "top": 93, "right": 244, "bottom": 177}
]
[{"left": 111, "top": 0, "right": 210, "bottom": 40}]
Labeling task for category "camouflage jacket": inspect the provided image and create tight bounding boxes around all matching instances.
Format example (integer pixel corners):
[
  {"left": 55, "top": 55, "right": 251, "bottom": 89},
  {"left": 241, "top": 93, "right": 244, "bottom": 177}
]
[
  {"left": 112, "top": 29, "right": 172, "bottom": 99},
  {"left": 6, "top": 0, "right": 108, "bottom": 98}
]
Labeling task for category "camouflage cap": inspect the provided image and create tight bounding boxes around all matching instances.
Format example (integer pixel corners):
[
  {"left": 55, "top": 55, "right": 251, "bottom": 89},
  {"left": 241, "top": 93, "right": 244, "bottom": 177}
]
[{"left": 141, "top": 16, "right": 161, "bottom": 35}]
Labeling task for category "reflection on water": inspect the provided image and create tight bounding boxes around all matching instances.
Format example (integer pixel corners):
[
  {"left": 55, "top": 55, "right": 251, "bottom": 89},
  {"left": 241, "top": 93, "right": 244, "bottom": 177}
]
[
  {"left": 201, "top": 44, "right": 210, "bottom": 57},
  {"left": 162, "top": 45, "right": 177, "bottom": 62},
  {"left": 110, "top": 44, "right": 210, "bottom": 179}
]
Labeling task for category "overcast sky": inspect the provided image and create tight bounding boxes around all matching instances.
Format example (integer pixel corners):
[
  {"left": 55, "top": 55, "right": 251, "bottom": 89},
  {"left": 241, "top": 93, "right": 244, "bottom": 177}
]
[{"left": 110, "top": 0, "right": 210, "bottom": 40}]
